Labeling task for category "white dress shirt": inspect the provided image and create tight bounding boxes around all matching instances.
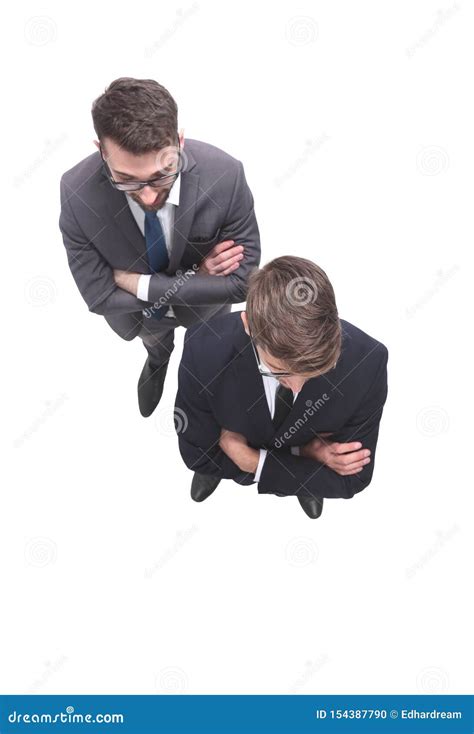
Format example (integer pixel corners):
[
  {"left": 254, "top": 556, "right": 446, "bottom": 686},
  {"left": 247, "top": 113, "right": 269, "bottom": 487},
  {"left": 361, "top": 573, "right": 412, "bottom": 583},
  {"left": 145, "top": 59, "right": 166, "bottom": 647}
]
[
  {"left": 254, "top": 360, "right": 300, "bottom": 482},
  {"left": 126, "top": 173, "right": 181, "bottom": 318}
]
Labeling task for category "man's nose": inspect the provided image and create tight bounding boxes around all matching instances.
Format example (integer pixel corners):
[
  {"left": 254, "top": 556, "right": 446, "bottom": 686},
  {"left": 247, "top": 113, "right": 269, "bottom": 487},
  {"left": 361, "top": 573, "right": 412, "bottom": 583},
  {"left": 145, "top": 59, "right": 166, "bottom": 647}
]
[
  {"left": 283, "top": 376, "right": 306, "bottom": 393},
  {"left": 139, "top": 185, "right": 158, "bottom": 204}
]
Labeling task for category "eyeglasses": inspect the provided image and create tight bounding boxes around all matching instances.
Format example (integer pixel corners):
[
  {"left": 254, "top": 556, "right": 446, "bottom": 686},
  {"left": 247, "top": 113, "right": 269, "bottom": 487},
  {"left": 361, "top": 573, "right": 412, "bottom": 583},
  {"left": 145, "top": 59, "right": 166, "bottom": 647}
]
[
  {"left": 248, "top": 324, "right": 293, "bottom": 377},
  {"left": 99, "top": 139, "right": 182, "bottom": 192}
]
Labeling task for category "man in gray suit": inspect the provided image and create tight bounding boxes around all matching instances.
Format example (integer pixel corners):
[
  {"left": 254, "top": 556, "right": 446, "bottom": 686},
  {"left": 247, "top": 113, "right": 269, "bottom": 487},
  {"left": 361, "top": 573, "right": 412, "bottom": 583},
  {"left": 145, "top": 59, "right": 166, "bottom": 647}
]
[{"left": 59, "top": 77, "right": 260, "bottom": 418}]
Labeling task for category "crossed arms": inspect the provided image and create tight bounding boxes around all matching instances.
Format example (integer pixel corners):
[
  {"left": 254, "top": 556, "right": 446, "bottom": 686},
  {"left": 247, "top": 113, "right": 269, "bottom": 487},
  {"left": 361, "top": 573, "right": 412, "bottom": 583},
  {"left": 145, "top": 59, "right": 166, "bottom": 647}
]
[
  {"left": 175, "top": 342, "right": 388, "bottom": 500},
  {"left": 59, "top": 161, "right": 259, "bottom": 315}
]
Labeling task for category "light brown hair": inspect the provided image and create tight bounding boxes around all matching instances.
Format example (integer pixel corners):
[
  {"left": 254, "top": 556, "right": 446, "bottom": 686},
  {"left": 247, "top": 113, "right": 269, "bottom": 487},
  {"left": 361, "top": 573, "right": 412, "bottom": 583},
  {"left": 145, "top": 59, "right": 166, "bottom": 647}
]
[
  {"left": 246, "top": 256, "right": 342, "bottom": 375},
  {"left": 91, "top": 77, "right": 178, "bottom": 154}
]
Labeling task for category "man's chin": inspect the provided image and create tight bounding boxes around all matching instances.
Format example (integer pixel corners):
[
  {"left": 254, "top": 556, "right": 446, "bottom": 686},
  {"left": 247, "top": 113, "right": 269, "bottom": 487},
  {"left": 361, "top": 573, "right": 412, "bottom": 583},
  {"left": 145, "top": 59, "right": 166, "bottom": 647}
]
[{"left": 133, "top": 192, "right": 170, "bottom": 211}]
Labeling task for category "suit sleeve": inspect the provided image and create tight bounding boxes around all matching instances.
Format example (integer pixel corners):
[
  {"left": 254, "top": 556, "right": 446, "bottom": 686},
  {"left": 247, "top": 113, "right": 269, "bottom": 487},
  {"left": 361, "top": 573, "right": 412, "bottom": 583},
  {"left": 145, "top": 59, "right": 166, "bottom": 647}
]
[
  {"left": 175, "top": 335, "right": 256, "bottom": 485},
  {"left": 147, "top": 161, "right": 261, "bottom": 306},
  {"left": 59, "top": 178, "right": 150, "bottom": 316},
  {"left": 257, "top": 346, "right": 389, "bottom": 499}
]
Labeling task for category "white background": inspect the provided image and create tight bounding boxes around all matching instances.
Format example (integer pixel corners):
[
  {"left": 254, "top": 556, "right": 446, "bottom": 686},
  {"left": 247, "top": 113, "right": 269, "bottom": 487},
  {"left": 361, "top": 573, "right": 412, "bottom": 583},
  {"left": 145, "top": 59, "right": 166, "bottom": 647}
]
[{"left": 1, "top": 0, "right": 472, "bottom": 695}]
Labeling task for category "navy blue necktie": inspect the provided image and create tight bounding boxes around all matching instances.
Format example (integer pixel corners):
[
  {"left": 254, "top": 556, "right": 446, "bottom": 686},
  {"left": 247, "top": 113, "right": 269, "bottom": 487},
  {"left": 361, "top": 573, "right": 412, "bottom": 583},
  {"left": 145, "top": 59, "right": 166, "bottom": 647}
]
[{"left": 145, "top": 210, "right": 169, "bottom": 320}]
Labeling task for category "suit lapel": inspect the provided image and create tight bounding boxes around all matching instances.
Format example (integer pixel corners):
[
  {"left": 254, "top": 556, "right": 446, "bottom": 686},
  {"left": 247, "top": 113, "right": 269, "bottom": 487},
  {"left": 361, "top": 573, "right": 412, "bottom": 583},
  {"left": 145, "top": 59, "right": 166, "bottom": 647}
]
[
  {"left": 99, "top": 174, "right": 148, "bottom": 264},
  {"left": 231, "top": 326, "right": 276, "bottom": 446},
  {"left": 169, "top": 169, "right": 199, "bottom": 273}
]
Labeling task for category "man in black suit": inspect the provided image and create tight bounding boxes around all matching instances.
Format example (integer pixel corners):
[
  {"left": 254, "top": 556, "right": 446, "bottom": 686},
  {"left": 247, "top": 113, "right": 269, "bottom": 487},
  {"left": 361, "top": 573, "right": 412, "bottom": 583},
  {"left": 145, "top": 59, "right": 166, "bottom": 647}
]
[
  {"left": 175, "top": 256, "right": 388, "bottom": 518},
  {"left": 59, "top": 77, "right": 260, "bottom": 417}
]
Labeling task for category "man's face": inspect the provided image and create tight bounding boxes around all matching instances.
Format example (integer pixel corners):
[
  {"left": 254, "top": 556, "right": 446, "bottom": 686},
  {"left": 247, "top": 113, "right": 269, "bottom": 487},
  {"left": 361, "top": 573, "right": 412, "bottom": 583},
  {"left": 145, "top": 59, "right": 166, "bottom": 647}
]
[
  {"left": 256, "top": 344, "right": 311, "bottom": 394},
  {"left": 240, "top": 312, "right": 314, "bottom": 393},
  {"left": 97, "top": 136, "right": 180, "bottom": 212}
]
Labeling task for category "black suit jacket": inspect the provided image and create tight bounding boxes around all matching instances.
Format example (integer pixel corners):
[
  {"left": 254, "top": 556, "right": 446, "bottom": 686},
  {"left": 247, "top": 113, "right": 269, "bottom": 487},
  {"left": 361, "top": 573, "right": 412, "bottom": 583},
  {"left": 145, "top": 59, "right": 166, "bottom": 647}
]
[{"left": 175, "top": 311, "right": 389, "bottom": 499}]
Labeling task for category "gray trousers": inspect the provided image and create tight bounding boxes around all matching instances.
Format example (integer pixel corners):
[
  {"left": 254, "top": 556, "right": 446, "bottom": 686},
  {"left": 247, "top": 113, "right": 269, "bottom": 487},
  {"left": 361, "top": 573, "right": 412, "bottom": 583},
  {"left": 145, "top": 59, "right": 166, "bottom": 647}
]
[
  {"left": 137, "top": 313, "right": 178, "bottom": 369},
  {"left": 137, "top": 303, "right": 232, "bottom": 367},
  {"left": 116, "top": 303, "right": 233, "bottom": 368}
]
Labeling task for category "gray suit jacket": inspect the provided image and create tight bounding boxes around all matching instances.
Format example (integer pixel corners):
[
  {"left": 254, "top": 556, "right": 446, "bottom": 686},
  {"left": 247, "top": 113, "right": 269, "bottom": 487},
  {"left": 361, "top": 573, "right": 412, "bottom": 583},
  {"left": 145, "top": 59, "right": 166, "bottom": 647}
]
[{"left": 58, "top": 139, "right": 261, "bottom": 339}]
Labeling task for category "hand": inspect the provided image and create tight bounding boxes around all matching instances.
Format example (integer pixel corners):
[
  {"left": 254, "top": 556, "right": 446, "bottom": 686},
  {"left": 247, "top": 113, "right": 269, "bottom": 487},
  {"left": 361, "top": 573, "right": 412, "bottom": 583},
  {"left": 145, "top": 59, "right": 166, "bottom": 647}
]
[
  {"left": 113, "top": 269, "right": 141, "bottom": 296},
  {"left": 197, "top": 240, "right": 244, "bottom": 276},
  {"left": 219, "top": 428, "right": 259, "bottom": 474},
  {"left": 300, "top": 433, "right": 371, "bottom": 476}
]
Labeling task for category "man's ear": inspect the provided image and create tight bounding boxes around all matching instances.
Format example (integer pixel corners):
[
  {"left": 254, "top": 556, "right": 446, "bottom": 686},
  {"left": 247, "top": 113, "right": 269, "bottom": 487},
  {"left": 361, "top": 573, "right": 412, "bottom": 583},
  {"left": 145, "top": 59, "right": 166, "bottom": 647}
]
[
  {"left": 93, "top": 139, "right": 100, "bottom": 150},
  {"left": 240, "top": 311, "right": 250, "bottom": 335},
  {"left": 178, "top": 128, "right": 185, "bottom": 148}
]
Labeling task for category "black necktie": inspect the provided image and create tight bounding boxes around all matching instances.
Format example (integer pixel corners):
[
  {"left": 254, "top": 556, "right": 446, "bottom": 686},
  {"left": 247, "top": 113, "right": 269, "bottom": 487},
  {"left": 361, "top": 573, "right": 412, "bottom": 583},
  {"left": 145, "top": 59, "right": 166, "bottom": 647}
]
[{"left": 272, "top": 384, "right": 294, "bottom": 430}]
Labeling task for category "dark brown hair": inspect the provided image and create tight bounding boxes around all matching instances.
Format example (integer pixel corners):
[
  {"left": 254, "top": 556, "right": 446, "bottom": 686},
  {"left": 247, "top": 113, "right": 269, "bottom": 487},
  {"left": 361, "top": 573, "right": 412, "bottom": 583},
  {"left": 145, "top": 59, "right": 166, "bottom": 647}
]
[
  {"left": 246, "top": 256, "right": 342, "bottom": 375},
  {"left": 91, "top": 77, "right": 178, "bottom": 154}
]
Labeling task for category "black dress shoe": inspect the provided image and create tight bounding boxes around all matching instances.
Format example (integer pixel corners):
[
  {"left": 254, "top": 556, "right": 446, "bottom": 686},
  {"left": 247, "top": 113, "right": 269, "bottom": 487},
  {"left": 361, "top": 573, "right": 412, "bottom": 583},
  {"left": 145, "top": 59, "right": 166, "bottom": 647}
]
[
  {"left": 191, "top": 473, "right": 221, "bottom": 502},
  {"left": 138, "top": 357, "right": 169, "bottom": 417},
  {"left": 297, "top": 494, "right": 324, "bottom": 519}
]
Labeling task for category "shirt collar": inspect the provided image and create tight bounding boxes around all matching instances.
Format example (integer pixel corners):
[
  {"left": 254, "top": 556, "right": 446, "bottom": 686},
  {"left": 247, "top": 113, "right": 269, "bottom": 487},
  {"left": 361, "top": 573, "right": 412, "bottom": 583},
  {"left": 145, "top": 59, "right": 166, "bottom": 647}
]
[
  {"left": 166, "top": 172, "right": 181, "bottom": 206},
  {"left": 260, "top": 359, "right": 276, "bottom": 378}
]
